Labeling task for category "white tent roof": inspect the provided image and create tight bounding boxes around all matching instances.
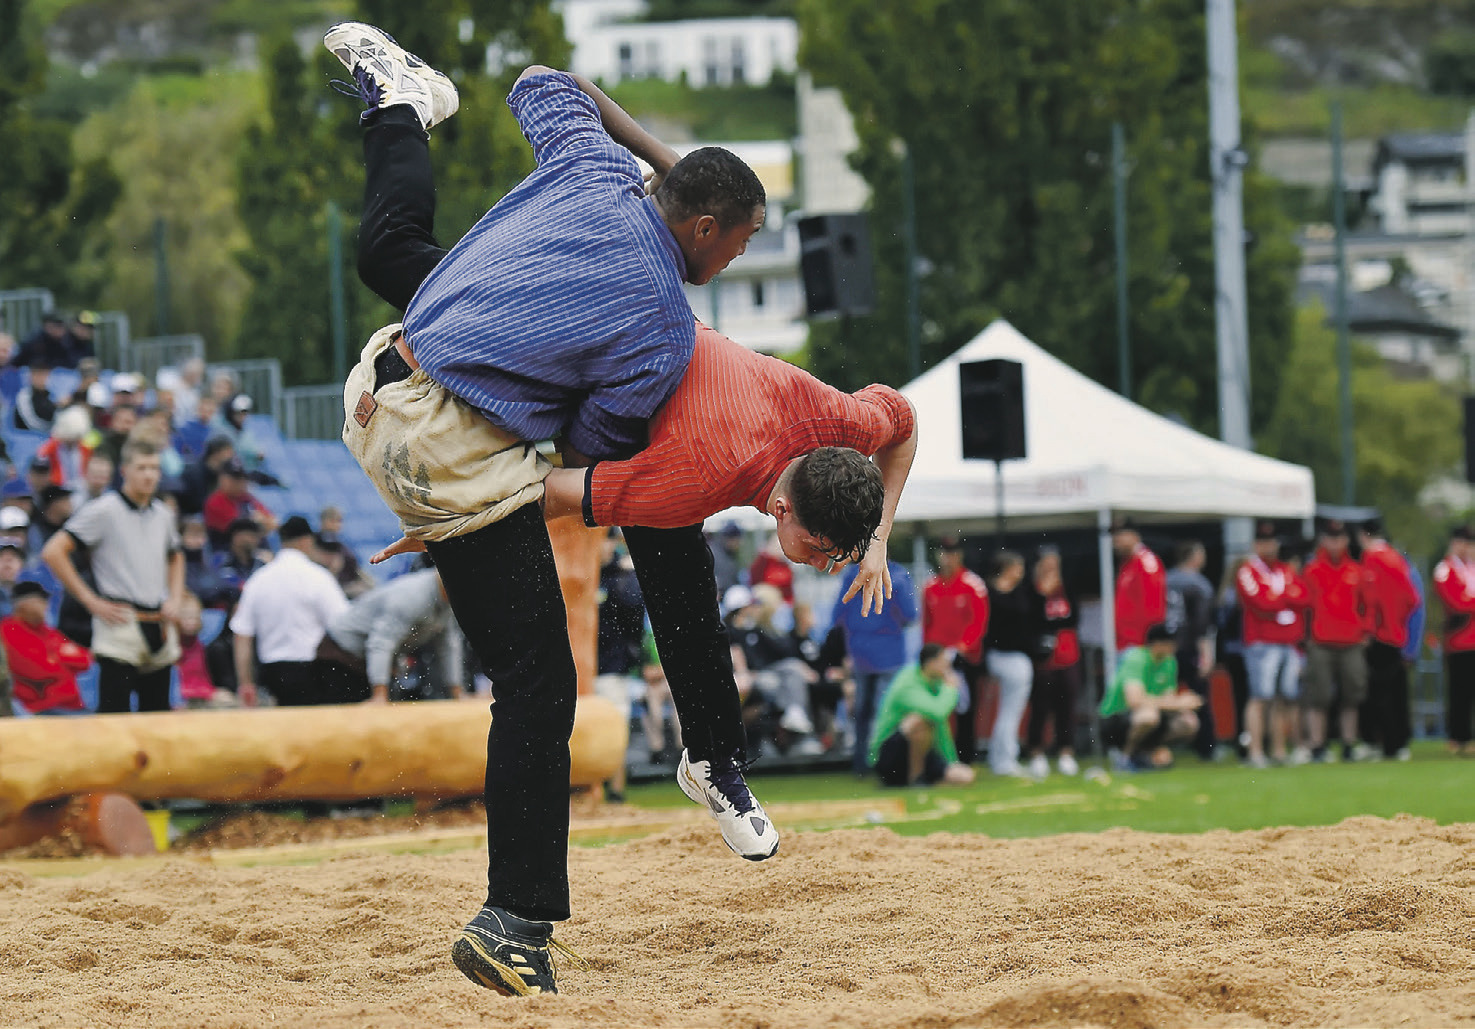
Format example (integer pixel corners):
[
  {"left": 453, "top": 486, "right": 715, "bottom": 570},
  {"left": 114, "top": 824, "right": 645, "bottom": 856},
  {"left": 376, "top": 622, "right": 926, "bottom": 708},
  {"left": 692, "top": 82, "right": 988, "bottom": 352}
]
[{"left": 893, "top": 319, "right": 1315, "bottom": 528}]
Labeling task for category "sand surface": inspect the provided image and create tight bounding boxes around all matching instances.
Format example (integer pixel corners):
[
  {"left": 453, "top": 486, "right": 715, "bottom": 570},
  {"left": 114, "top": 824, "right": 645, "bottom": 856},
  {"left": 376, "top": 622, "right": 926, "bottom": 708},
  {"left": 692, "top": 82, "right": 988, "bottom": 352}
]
[{"left": 1, "top": 815, "right": 1473, "bottom": 1028}]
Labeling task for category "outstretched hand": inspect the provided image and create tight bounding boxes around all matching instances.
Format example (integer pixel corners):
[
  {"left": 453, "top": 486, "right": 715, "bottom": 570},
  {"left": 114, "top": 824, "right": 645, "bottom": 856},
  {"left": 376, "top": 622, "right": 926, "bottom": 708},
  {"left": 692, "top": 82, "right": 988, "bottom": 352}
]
[
  {"left": 841, "top": 543, "right": 891, "bottom": 617},
  {"left": 371, "top": 535, "right": 427, "bottom": 564}
]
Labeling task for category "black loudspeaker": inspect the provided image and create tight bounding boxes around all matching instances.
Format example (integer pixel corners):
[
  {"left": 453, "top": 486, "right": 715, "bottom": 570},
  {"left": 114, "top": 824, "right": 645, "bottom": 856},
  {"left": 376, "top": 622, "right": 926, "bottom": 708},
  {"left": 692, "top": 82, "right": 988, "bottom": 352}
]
[
  {"left": 959, "top": 358, "right": 1026, "bottom": 461},
  {"left": 797, "top": 213, "right": 875, "bottom": 318},
  {"left": 1465, "top": 396, "right": 1475, "bottom": 483}
]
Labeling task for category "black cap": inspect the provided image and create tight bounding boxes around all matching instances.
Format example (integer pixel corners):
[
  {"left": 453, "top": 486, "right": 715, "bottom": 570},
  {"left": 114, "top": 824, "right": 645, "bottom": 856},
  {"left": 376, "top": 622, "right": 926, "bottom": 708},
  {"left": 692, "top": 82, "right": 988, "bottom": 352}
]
[
  {"left": 37, "top": 484, "right": 70, "bottom": 509},
  {"left": 41, "top": 313, "right": 64, "bottom": 326},
  {"left": 1361, "top": 517, "right": 1384, "bottom": 537},
  {"left": 1254, "top": 521, "right": 1279, "bottom": 541},
  {"left": 1110, "top": 516, "right": 1137, "bottom": 533},
  {"left": 1319, "top": 518, "right": 1348, "bottom": 538},
  {"left": 1145, "top": 623, "right": 1174, "bottom": 644},
  {"left": 279, "top": 514, "right": 313, "bottom": 542},
  {"left": 938, "top": 535, "right": 963, "bottom": 552},
  {"left": 1452, "top": 525, "right": 1474, "bottom": 542},
  {"left": 13, "top": 580, "right": 49, "bottom": 600},
  {"left": 219, "top": 457, "right": 247, "bottom": 477},
  {"left": 27, "top": 455, "right": 51, "bottom": 473}
]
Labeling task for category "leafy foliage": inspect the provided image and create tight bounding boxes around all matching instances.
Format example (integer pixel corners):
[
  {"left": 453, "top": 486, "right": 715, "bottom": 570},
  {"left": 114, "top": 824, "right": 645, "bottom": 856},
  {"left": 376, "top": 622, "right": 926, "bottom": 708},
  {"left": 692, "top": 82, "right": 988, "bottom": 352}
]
[{"left": 797, "top": 0, "right": 1299, "bottom": 440}]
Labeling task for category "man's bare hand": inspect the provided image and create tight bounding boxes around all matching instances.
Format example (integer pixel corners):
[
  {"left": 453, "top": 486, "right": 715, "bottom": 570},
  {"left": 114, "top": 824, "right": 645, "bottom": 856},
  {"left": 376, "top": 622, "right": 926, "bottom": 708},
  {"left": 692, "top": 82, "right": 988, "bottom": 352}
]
[
  {"left": 842, "top": 543, "right": 892, "bottom": 617},
  {"left": 372, "top": 536, "right": 427, "bottom": 564},
  {"left": 89, "top": 597, "right": 132, "bottom": 626}
]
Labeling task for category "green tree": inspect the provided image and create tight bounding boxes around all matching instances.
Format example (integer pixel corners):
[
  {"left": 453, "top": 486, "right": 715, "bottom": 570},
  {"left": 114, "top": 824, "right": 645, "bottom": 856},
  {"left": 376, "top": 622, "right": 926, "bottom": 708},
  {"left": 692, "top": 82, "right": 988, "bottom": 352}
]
[
  {"left": 232, "top": 3, "right": 571, "bottom": 384},
  {"left": 0, "top": 0, "right": 119, "bottom": 305},
  {"left": 1259, "top": 305, "right": 1460, "bottom": 554},
  {"left": 796, "top": 0, "right": 1298, "bottom": 438}
]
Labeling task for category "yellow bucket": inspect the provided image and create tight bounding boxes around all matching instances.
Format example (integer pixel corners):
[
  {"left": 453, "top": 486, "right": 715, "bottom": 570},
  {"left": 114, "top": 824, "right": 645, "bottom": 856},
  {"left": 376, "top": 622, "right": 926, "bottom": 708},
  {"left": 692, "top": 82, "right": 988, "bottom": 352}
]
[{"left": 143, "top": 809, "right": 170, "bottom": 852}]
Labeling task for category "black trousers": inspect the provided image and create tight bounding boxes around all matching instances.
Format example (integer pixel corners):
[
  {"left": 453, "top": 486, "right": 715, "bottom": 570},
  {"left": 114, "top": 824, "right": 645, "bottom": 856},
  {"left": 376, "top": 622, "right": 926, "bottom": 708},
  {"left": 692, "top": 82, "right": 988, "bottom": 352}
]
[
  {"left": 951, "top": 657, "right": 985, "bottom": 764},
  {"left": 356, "top": 113, "right": 745, "bottom": 920},
  {"left": 1448, "top": 649, "right": 1475, "bottom": 744},
  {"left": 428, "top": 506, "right": 578, "bottom": 923},
  {"left": 1177, "top": 646, "right": 1216, "bottom": 759},
  {"left": 1363, "top": 640, "right": 1411, "bottom": 756},
  {"left": 96, "top": 658, "right": 171, "bottom": 713},
  {"left": 1026, "top": 664, "right": 1079, "bottom": 753},
  {"left": 260, "top": 661, "right": 367, "bottom": 707}
]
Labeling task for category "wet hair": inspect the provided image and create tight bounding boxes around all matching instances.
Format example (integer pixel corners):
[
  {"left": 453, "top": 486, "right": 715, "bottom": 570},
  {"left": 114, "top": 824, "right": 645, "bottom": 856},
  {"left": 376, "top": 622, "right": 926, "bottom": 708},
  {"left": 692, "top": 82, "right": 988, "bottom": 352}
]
[
  {"left": 788, "top": 447, "right": 884, "bottom": 564},
  {"left": 655, "top": 147, "right": 766, "bottom": 229}
]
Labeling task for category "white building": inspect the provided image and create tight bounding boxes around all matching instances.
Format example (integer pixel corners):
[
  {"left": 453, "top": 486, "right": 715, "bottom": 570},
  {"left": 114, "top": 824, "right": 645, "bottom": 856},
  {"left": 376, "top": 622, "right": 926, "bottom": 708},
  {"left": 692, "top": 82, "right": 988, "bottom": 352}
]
[
  {"left": 1368, "top": 130, "right": 1468, "bottom": 236},
  {"left": 553, "top": 0, "right": 797, "bottom": 86}
]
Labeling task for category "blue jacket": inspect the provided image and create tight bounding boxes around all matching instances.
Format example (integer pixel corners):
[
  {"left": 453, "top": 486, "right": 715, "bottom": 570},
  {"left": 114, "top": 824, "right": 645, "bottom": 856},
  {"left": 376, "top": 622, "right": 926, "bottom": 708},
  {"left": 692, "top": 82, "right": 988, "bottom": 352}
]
[{"left": 828, "top": 561, "right": 917, "bottom": 673}]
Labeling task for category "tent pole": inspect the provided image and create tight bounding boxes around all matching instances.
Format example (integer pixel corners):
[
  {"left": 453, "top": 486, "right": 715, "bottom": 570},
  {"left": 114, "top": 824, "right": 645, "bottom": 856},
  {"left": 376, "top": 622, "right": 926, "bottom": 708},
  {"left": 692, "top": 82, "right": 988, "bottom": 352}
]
[
  {"left": 1098, "top": 508, "right": 1117, "bottom": 687},
  {"left": 994, "top": 459, "right": 1006, "bottom": 551}
]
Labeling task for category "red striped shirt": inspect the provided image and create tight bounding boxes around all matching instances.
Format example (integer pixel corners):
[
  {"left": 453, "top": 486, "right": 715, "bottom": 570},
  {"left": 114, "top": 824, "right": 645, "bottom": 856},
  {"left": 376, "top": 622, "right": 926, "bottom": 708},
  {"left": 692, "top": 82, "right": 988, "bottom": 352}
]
[{"left": 589, "top": 325, "right": 913, "bottom": 528}]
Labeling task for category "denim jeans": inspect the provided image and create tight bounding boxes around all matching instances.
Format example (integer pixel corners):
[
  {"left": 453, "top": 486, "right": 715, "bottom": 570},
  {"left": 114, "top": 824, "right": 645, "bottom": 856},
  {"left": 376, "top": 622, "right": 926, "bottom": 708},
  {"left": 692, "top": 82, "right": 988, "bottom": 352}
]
[{"left": 986, "top": 650, "right": 1033, "bottom": 772}]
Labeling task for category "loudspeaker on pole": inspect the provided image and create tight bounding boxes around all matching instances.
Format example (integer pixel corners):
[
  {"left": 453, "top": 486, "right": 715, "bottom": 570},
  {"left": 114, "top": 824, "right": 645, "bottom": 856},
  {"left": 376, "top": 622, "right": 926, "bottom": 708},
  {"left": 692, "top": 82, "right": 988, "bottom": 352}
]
[
  {"left": 959, "top": 359, "right": 1027, "bottom": 461},
  {"left": 797, "top": 213, "right": 875, "bottom": 319}
]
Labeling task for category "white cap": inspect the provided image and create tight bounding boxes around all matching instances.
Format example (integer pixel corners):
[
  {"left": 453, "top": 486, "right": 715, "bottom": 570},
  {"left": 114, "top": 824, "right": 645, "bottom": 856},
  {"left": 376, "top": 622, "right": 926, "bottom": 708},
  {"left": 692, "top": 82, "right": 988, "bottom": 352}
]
[
  {"left": 86, "top": 381, "right": 111, "bottom": 408},
  {"left": 722, "top": 584, "right": 755, "bottom": 614},
  {"left": 0, "top": 507, "right": 29, "bottom": 531},
  {"left": 110, "top": 372, "right": 143, "bottom": 393},
  {"left": 52, "top": 405, "right": 91, "bottom": 443},
  {"left": 155, "top": 367, "right": 183, "bottom": 392}
]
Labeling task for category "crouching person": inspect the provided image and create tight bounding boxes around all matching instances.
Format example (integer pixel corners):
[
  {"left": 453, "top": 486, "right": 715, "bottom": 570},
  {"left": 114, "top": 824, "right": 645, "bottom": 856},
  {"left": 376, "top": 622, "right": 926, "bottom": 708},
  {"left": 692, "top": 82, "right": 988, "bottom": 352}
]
[
  {"left": 1100, "top": 623, "right": 1202, "bottom": 770},
  {"left": 869, "top": 643, "right": 976, "bottom": 787}
]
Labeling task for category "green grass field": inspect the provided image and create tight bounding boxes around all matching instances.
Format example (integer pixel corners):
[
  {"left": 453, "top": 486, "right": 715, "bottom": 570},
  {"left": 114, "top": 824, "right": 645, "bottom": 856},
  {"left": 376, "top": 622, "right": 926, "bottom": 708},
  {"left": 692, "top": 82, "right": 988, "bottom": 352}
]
[{"left": 624, "top": 742, "right": 1474, "bottom": 839}]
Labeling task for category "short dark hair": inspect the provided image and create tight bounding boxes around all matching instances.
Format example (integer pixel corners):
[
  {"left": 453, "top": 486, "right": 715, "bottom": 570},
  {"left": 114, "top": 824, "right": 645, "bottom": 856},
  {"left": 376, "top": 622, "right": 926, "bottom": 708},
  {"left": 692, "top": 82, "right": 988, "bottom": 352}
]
[
  {"left": 655, "top": 147, "right": 766, "bottom": 229},
  {"left": 920, "top": 642, "right": 947, "bottom": 666},
  {"left": 120, "top": 436, "right": 160, "bottom": 465},
  {"left": 1175, "top": 540, "right": 1204, "bottom": 566},
  {"left": 788, "top": 447, "right": 884, "bottom": 564}
]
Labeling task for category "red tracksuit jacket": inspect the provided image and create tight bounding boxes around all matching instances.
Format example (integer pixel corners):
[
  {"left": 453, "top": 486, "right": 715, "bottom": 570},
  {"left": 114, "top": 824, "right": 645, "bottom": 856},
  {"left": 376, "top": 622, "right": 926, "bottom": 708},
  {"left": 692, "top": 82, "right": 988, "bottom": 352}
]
[
  {"left": 1115, "top": 545, "right": 1166, "bottom": 649},
  {"left": 1304, "top": 550, "right": 1370, "bottom": 646},
  {"left": 1360, "top": 541, "right": 1419, "bottom": 649},
  {"left": 1236, "top": 557, "right": 1309, "bottom": 646},
  {"left": 1433, "top": 555, "right": 1475, "bottom": 652},
  {"left": 923, "top": 569, "right": 989, "bottom": 664},
  {"left": 2, "top": 616, "right": 92, "bottom": 713}
]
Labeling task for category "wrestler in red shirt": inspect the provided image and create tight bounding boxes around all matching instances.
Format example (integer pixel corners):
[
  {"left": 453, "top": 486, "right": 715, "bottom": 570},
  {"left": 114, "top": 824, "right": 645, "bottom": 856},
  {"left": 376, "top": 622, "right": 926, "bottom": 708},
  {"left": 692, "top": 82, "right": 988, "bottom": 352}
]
[
  {"left": 2, "top": 581, "right": 92, "bottom": 715},
  {"left": 1110, "top": 519, "right": 1166, "bottom": 651},
  {"left": 544, "top": 325, "right": 917, "bottom": 613}
]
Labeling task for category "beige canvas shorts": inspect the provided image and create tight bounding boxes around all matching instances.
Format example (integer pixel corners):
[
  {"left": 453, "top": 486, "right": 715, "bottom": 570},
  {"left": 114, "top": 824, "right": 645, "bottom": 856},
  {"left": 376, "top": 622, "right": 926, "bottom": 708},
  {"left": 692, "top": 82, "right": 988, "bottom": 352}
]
[{"left": 342, "top": 323, "right": 551, "bottom": 543}]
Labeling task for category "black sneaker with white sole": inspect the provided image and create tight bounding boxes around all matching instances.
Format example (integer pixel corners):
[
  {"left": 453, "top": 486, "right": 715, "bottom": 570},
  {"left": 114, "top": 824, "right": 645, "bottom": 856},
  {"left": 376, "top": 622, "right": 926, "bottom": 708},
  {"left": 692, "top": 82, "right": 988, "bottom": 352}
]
[
  {"left": 677, "top": 749, "right": 780, "bottom": 861},
  {"left": 451, "top": 905, "right": 584, "bottom": 996}
]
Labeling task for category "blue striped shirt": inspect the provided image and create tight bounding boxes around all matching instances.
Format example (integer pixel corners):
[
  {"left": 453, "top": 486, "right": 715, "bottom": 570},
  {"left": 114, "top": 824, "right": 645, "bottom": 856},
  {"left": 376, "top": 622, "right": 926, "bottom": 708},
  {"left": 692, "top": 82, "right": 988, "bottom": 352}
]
[{"left": 402, "top": 71, "right": 694, "bottom": 460}]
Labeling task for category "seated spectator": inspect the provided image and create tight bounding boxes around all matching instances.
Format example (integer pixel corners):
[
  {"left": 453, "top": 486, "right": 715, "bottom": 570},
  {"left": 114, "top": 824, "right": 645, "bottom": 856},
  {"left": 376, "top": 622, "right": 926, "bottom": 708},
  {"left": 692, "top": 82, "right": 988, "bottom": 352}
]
[
  {"left": 317, "top": 567, "right": 464, "bottom": 704},
  {"left": 0, "top": 540, "right": 26, "bottom": 618},
  {"left": 11, "top": 358, "right": 58, "bottom": 433},
  {"left": 134, "top": 408, "right": 185, "bottom": 479},
  {"left": 208, "top": 368, "right": 238, "bottom": 408},
  {"left": 179, "top": 436, "right": 235, "bottom": 516},
  {"left": 91, "top": 403, "right": 137, "bottom": 472},
  {"left": 175, "top": 593, "right": 225, "bottom": 709},
  {"left": 172, "top": 357, "right": 205, "bottom": 430},
  {"left": 314, "top": 508, "right": 372, "bottom": 598},
  {"left": 869, "top": 643, "right": 976, "bottom": 787},
  {"left": 0, "top": 319, "right": 15, "bottom": 365},
  {"left": 748, "top": 533, "right": 795, "bottom": 604},
  {"left": 725, "top": 584, "right": 823, "bottom": 755},
  {"left": 108, "top": 372, "right": 145, "bottom": 413},
  {"left": 173, "top": 396, "right": 218, "bottom": 463},
  {"left": 35, "top": 406, "right": 93, "bottom": 489},
  {"left": 64, "top": 312, "right": 97, "bottom": 366},
  {"left": 210, "top": 394, "right": 266, "bottom": 472},
  {"left": 3, "top": 581, "right": 91, "bottom": 716},
  {"left": 213, "top": 518, "right": 267, "bottom": 606},
  {"left": 1099, "top": 623, "right": 1203, "bottom": 771},
  {"left": 203, "top": 458, "right": 277, "bottom": 548},
  {"left": 0, "top": 498, "right": 31, "bottom": 537},
  {"left": 75, "top": 358, "right": 100, "bottom": 402},
  {"left": 11, "top": 313, "right": 68, "bottom": 369},
  {"left": 24, "top": 456, "right": 52, "bottom": 505},
  {"left": 180, "top": 516, "right": 228, "bottom": 609},
  {"left": 70, "top": 453, "right": 112, "bottom": 513},
  {"left": 153, "top": 368, "right": 181, "bottom": 429},
  {"left": 27, "top": 485, "right": 71, "bottom": 558},
  {"left": 83, "top": 379, "right": 112, "bottom": 434}
]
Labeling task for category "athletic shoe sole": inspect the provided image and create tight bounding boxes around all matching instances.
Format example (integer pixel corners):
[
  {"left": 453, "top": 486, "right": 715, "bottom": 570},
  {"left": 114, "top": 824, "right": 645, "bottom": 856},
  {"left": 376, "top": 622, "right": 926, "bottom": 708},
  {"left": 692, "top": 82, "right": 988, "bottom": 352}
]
[
  {"left": 451, "top": 933, "right": 538, "bottom": 996},
  {"left": 677, "top": 758, "right": 779, "bottom": 861}
]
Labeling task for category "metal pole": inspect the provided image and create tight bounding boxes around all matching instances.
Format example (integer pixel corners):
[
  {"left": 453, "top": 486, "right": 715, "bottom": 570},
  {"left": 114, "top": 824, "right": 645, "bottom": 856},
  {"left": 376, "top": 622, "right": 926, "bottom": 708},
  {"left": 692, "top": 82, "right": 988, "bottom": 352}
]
[
  {"left": 1207, "top": 0, "right": 1253, "bottom": 558},
  {"left": 994, "top": 459, "right": 1006, "bottom": 551},
  {"left": 902, "top": 145, "right": 921, "bottom": 382},
  {"left": 1331, "top": 101, "right": 1356, "bottom": 504},
  {"left": 327, "top": 201, "right": 348, "bottom": 384},
  {"left": 152, "top": 216, "right": 171, "bottom": 338},
  {"left": 1113, "top": 121, "right": 1131, "bottom": 399},
  {"left": 1098, "top": 508, "right": 1117, "bottom": 683}
]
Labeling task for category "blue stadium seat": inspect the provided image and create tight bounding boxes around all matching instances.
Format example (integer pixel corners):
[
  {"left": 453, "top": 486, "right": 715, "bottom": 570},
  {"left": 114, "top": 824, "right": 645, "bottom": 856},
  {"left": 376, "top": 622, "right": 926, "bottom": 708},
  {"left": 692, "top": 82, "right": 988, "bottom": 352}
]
[
  {"left": 0, "top": 367, "right": 24, "bottom": 405},
  {"left": 199, "top": 607, "right": 227, "bottom": 646}
]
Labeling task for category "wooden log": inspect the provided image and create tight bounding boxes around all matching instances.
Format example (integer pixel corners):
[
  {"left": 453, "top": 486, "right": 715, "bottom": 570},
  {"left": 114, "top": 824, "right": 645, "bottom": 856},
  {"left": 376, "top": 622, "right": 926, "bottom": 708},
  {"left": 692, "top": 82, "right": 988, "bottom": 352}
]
[{"left": 0, "top": 696, "right": 626, "bottom": 822}]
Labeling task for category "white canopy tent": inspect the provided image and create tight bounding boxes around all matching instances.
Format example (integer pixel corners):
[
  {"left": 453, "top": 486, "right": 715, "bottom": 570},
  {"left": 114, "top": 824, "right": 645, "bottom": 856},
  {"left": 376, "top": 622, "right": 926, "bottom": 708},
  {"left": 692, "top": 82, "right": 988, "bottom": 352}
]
[{"left": 710, "top": 319, "right": 1316, "bottom": 675}]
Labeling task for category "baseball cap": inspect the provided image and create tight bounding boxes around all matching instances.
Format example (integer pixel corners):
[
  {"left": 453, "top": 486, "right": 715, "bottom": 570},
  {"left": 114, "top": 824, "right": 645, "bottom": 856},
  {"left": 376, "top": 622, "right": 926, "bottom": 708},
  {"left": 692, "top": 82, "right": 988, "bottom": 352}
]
[
  {"left": 218, "top": 457, "right": 247, "bottom": 478},
  {"left": 12, "top": 580, "right": 48, "bottom": 600},
  {"left": 0, "top": 507, "right": 29, "bottom": 531},
  {"left": 1319, "top": 518, "right": 1348, "bottom": 538},
  {"left": 37, "top": 484, "right": 70, "bottom": 508},
  {"left": 0, "top": 480, "right": 29, "bottom": 501},
  {"left": 110, "top": 372, "right": 143, "bottom": 394},
  {"left": 1145, "top": 623, "right": 1175, "bottom": 644},
  {"left": 1254, "top": 521, "right": 1279, "bottom": 541},
  {"left": 1452, "top": 525, "right": 1474, "bottom": 542},
  {"left": 28, "top": 455, "right": 51, "bottom": 474},
  {"left": 1110, "top": 516, "right": 1138, "bottom": 534},
  {"left": 86, "top": 381, "right": 111, "bottom": 408},
  {"left": 723, "top": 584, "right": 755, "bottom": 613},
  {"left": 230, "top": 394, "right": 253, "bottom": 414}
]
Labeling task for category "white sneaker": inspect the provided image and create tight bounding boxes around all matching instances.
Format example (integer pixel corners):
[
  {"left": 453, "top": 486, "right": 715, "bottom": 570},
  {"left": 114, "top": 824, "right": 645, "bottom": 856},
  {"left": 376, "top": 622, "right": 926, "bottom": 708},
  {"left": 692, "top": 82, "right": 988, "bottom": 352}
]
[
  {"left": 1287, "top": 746, "right": 1313, "bottom": 766},
  {"left": 1057, "top": 753, "right": 1079, "bottom": 776},
  {"left": 1395, "top": 747, "right": 1412, "bottom": 762},
  {"left": 324, "top": 22, "right": 459, "bottom": 130},
  {"left": 791, "top": 736, "right": 826, "bottom": 757},
  {"left": 676, "top": 750, "right": 779, "bottom": 861},
  {"left": 1026, "top": 754, "right": 1050, "bottom": 779},
  {"left": 779, "top": 704, "right": 815, "bottom": 736},
  {"left": 993, "top": 760, "right": 1029, "bottom": 778}
]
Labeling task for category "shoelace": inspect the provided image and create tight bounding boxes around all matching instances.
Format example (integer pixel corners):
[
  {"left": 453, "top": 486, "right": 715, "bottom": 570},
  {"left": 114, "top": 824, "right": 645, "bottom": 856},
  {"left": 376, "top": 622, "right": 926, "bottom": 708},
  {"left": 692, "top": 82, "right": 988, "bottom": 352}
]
[
  {"left": 327, "top": 65, "right": 382, "bottom": 109},
  {"left": 708, "top": 755, "right": 758, "bottom": 815},
  {"left": 548, "top": 936, "right": 589, "bottom": 974}
]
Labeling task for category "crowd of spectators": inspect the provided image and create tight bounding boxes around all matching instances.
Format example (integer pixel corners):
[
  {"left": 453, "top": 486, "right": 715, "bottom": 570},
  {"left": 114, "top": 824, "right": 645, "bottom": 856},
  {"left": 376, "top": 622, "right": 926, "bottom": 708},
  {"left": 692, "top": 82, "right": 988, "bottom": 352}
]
[{"left": 0, "top": 319, "right": 470, "bottom": 718}]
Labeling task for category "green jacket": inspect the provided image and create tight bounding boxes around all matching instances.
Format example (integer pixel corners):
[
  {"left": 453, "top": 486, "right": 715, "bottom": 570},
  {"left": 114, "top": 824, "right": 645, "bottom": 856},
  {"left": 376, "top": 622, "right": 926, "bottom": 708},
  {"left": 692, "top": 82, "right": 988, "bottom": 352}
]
[
  {"left": 868, "top": 663, "right": 959, "bottom": 766},
  {"left": 1099, "top": 646, "right": 1178, "bottom": 718}
]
